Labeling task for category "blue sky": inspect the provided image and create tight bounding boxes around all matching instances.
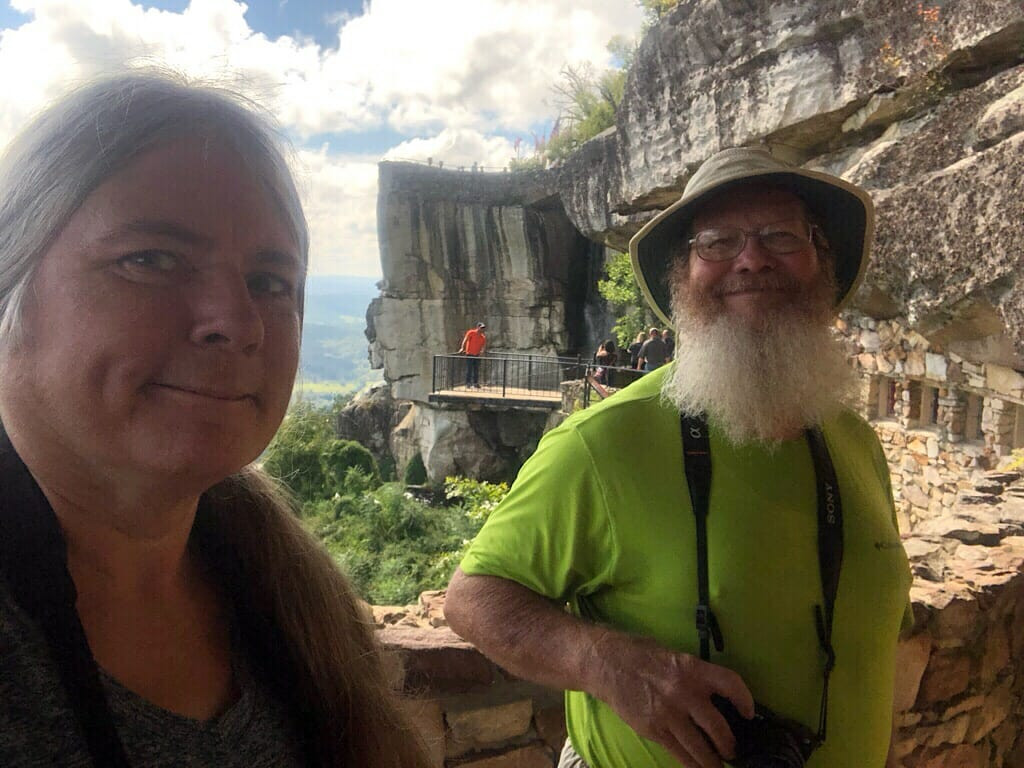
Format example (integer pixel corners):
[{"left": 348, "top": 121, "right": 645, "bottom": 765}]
[
  {"left": 145, "top": 0, "right": 367, "bottom": 50},
  {"left": 0, "top": 0, "right": 645, "bottom": 275}
]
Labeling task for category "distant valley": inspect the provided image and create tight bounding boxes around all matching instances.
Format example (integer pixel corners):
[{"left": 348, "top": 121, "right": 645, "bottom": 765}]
[{"left": 296, "top": 274, "right": 383, "bottom": 406}]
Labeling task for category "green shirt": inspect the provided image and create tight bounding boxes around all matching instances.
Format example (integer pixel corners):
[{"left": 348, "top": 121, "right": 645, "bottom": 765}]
[{"left": 460, "top": 366, "right": 912, "bottom": 768}]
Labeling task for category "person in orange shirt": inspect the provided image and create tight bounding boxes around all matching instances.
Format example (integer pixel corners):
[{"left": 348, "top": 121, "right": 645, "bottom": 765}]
[{"left": 459, "top": 322, "right": 487, "bottom": 388}]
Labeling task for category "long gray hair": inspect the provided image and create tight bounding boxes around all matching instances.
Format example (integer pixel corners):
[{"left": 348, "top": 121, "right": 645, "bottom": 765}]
[{"left": 0, "top": 71, "right": 428, "bottom": 768}]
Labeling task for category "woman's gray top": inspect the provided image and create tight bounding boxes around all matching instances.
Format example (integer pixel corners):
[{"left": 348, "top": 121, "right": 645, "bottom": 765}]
[{"left": 0, "top": 581, "right": 307, "bottom": 767}]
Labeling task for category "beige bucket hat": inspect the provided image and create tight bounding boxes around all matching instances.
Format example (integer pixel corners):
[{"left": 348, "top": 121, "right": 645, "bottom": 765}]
[{"left": 627, "top": 147, "right": 875, "bottom": 327}]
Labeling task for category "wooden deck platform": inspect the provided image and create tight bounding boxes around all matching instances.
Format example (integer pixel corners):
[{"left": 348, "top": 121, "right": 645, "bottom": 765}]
[{"left": 429, "top": 384, "right": 561, "bottom": 409}]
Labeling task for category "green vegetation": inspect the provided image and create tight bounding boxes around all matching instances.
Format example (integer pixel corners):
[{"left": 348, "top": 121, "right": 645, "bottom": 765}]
[
  {"left": 543, "top": 55, "right": 628, "bottom": 161},
  {"left": 311, "top": 475, "right": 508, "bottom": 605},
  {"left": 262, "top": 400, "right": 508, "bottom": 604},
  {"left": 403, "top": 452, "right": 428, "bottom": 486},
  {"left": 597, "top": 251, "right": 659, "bottom": 347},
  {"left": 512, "top": 36, "right": 636, "bottom": 168},
  {"left": 262, "top": 400, "right": 342, "bottom": 501},
  {"left": 636, "top": 0, "right": 680, "bottom": 23}
]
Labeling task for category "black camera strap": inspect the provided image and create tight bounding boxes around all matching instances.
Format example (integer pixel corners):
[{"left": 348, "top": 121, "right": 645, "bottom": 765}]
[
  {"left": 680, "top": 414, "right": 843, "bottom": 743},
  {"left": 0, "top": 429, "right": 132, "bottom": 768}
]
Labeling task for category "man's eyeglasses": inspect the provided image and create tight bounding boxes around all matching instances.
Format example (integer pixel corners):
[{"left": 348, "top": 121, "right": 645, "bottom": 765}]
[{"left": 687, "top": 222, "right": 818, "bottom": 262}]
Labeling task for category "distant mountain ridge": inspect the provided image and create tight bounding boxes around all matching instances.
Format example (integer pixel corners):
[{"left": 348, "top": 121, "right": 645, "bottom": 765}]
[{"left": 296, "top": 274, "right": 382, "bottom": 404}]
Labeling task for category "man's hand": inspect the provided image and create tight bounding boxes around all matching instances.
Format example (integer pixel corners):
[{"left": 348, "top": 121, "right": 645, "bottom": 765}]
[
  {"left": 589, "top": 632, "right": 755, "bottom": 768},
  {"left": 445, "top": 570, "right": 754, "bottom": 768}
]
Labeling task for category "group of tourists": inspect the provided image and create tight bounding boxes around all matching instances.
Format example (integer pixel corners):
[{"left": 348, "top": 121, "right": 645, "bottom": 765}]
[
  {"left": 626, "top": 327, "right": 675, "bottom": 371},
  {"left": 0, "top": 68, "right": 910, "bottom": 768}
]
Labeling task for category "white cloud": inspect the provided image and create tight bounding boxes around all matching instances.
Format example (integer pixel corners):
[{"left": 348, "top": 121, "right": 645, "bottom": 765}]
[
  {"left": 293, "top": 147, "right": 381, "bottom": 277},
  {"left": 0, "top": 0, "right": 646, "bottom": 275},
  {"left": 323, "top": 0, "right": 645, "bottom": 134},
  {"left": 383, "top": 128, "right": 517, "bottom": 171}
]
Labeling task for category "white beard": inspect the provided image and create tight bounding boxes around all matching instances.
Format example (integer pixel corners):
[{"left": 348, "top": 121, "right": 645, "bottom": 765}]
[{"left": 661, "top": 308, "right": 856, "bottom": 447}]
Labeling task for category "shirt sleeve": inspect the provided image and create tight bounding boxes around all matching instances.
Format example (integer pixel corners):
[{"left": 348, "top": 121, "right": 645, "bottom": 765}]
[{"left": 459, "top": 421, "right": 618, "bottom": 603}]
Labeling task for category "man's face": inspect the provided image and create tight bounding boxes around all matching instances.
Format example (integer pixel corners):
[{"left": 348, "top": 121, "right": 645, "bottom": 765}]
[{"left": 676, "top": 186, "right": 826, "bottom": 329}]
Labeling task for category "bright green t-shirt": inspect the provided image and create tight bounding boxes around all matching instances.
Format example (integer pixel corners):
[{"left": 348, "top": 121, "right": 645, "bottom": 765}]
[{"left": 460, "top": 366, "right": 912, "bottom": 768}]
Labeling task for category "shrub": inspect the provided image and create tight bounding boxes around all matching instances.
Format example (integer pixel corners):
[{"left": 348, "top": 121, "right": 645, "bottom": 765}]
[
  {"left": 403, "top": 452, "right": 428, "bottom": 485},
  {"left": 322, "top": 439, "right": 379, "bottom": 488},
  {"left": 262, "top": 401, "right": 335, "bottom": 502},
  {"left": 310, "top": 476, "right": 510, "bottom": 605}
]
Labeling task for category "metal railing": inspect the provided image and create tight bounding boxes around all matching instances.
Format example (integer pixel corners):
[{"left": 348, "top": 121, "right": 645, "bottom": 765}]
[
  {"left": 431, "top": 353, "right": 648, "bottom": 405},
  {"left": 432, "top": 353, "right": 582, "bottom": 398}
]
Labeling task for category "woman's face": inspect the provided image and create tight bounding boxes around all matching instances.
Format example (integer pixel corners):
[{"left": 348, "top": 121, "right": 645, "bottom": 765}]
[{"left": 0, "top": 137, "right": 303, "bottom": 488}]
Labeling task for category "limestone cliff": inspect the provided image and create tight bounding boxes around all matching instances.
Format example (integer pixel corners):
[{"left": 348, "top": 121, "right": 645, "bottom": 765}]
[
  {"left": 369, "top": 163, "right": 607, "bottom": 404},
  {"left": 555, "top": 0, "right": 1024, "bottom": 364}
]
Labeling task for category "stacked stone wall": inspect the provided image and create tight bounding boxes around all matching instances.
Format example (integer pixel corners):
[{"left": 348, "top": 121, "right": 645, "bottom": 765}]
[{"left": 840, "top": 312, "right": 1024, "bottom": 532}]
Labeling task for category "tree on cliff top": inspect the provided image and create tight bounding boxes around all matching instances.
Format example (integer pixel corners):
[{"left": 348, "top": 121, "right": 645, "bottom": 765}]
[
  {"left": 637, "top": 0, "right": 680, "bottom": 22},
  {"left": 516, "top": 36, "right": 637, "bottom": 166}
]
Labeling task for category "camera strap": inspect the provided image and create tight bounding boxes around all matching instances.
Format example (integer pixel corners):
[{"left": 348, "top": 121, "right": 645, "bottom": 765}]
[
  {"left": 0, "top": 428, "right": 132, "bottom": 768},
  {"left": 680, "top": 414, "right": 843, "bottom": 743}
]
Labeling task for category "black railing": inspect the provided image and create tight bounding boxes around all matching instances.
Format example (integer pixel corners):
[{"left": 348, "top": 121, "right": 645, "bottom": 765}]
[
  {"left": 432, "top": 353, "right": 583, "bottom": 398},
  {"left": 431, "top": 353, "right": 648, "bottom": 405}
]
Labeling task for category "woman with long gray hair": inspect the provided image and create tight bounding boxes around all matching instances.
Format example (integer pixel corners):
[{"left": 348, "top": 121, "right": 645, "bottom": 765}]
[{"left": 0, "top": 71, "right": 429, "bottom": 767}]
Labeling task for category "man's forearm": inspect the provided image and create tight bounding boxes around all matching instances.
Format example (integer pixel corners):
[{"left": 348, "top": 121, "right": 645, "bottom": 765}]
[{"left": 445, "top": 568, "right": 616, "bottom": 695}]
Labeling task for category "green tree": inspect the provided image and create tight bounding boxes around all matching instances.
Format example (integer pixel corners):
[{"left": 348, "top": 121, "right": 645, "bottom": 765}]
[
  {"left": 322, "top": 439, "right": 379, "bottom": 488},
  {"left": 636, "top": 0, "right": 680, "bottom": 24},
  {"left": 514, "top": 36, "right": 639, "bottom": 167},
  {"left": 546, "top": 60, "right": 627, "bottom": 161},
  {"left": 597, "top": 251, "right": 658, "bottom": 347},
  {"left": 403, "top": 452, "right": 428, "bottom": 485},
  {"left": 262, "top": 401, "right": 335, "bottom": 502}
]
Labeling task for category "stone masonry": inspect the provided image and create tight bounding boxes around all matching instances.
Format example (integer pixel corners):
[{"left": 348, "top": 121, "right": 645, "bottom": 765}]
[{"left": 839, "top": 312, "right": 1024, "bottom": 534}]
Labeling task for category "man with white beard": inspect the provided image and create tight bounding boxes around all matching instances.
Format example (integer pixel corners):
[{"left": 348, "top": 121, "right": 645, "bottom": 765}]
[{"left": 445, "top": 148, "right": 912, "bottom": 768}]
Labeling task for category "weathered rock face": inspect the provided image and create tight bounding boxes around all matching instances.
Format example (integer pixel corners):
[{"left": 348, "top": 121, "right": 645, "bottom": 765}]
[
  {"left": 390, "top": 403, "right": 549, "bottom": 483},
  {"left": 554, "top": 0, "right": 1024, "bottom": 364}
]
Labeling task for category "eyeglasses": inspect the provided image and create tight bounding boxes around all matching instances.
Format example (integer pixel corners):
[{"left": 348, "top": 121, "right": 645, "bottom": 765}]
[{"left": 688, "top": 222, "right": 818, "bottom": 262}]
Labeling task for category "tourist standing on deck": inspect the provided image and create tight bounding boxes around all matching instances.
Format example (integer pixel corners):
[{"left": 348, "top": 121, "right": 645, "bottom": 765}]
[{"left": 459, "top": 322, "right": 487, "bottom": 389}]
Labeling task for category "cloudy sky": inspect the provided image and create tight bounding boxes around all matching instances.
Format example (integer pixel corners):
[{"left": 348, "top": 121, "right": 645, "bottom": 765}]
[{"left": 0, "top": 0, "right": 645, "bottom": 276}]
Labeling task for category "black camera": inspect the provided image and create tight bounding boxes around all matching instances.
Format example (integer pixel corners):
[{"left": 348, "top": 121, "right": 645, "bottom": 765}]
[{"left": 711, "top": 695, "right": 820, "bottom": 768}]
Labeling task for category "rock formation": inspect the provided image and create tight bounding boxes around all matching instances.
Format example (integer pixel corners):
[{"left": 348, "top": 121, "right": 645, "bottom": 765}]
[
  {"left": 369, "top": 163, "right": 608, "bottom": 405},
  {"left": 358, "top": 163, "right": 611, "bottom": 480}
]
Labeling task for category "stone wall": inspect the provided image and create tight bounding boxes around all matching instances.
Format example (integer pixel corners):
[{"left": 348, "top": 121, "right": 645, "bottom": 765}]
[
  {"left": 375, "top": 480, "right": 1024, "bottom": 766},
  {"left": 839, "top": 312, "right": 1024, "bottom": 532}
]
